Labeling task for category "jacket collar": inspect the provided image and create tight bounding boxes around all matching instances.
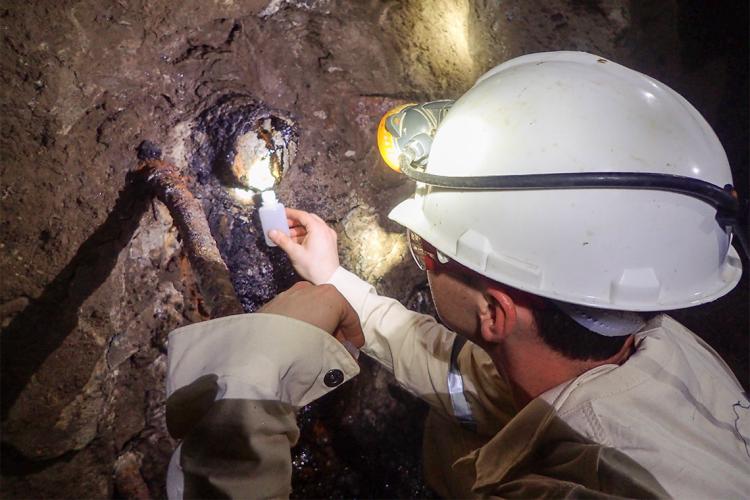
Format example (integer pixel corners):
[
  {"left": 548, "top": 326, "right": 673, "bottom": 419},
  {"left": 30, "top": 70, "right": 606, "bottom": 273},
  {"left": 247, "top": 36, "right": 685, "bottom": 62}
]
[{"left": 460, "top": 315, "right": 673, "bottom": 491}]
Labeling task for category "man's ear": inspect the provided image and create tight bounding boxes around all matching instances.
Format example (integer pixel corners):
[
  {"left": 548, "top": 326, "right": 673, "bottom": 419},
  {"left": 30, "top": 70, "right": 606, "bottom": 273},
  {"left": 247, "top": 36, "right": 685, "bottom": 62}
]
[{"left": 478, "top": 287, "right": 517, "bottom": 344}]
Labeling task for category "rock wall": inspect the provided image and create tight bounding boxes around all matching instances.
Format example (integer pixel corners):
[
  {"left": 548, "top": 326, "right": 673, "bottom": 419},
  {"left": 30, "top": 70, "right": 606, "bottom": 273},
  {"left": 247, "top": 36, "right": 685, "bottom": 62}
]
[{"left": 1, "top": 1, "right": 746, "bottom": 497}]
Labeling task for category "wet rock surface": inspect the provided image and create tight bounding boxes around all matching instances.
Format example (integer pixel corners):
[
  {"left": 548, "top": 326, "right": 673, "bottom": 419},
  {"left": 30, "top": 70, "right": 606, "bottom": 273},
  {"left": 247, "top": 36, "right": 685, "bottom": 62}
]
[
  {"left": 188, "top": 96, "right": 301, "bottom": 311},
  {"left": 1, "top": 0, "right": 747, "bottom": 498}
]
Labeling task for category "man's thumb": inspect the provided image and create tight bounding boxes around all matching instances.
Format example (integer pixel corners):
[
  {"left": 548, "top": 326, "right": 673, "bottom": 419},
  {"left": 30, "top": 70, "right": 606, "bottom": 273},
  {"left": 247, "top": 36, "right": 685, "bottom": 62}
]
[{"left": 269, "top": 230, "right": 299, "bottom": 256}]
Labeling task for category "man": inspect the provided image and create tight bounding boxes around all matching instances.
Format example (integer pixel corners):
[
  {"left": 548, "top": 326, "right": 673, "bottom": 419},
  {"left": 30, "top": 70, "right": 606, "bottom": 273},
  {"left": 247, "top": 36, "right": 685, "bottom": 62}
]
[{"left": 167, "top": 52, "right": 749, "bottom": 498}]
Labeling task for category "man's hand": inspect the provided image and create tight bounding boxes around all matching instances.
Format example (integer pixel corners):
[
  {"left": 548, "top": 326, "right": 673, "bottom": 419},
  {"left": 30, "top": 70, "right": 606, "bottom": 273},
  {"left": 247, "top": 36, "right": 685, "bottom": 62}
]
[
  {"left": 269, "top": 208, "right": 339, "bottom": 284},
  {"left": 258, "top": 281, "right": 365, "bottom": 349}
]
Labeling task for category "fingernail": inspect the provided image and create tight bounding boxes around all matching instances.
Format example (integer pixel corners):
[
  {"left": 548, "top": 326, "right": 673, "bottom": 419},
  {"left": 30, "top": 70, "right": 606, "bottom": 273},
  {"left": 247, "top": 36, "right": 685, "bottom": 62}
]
[
  {"left": 342, "top": 340, "right": 360, "bottom": 360},
  {"left": 268, "top": 230, "right": 278, "bottom": 238}
]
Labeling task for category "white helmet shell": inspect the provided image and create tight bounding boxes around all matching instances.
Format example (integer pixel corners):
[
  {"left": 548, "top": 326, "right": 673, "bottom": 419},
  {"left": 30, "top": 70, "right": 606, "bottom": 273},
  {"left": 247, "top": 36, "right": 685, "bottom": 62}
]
[{"left": 389, "top": 51, "right": 742, "bottom": 311}]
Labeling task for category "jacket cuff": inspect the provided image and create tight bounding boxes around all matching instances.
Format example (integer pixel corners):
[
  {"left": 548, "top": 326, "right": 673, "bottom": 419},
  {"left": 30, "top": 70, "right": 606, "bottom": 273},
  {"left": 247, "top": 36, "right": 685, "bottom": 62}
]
[{"left": 167, "top": 313, "right": 360, "bottom": 408}]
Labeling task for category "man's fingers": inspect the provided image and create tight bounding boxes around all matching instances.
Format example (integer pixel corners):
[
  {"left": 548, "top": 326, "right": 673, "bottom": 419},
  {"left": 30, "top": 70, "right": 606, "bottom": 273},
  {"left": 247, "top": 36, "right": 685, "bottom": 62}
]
[
  {"left": 285, "top": 208, "right": 317, "bottom": 229},
  {"left": 258, "top": 281, "right": 312, "bottom": 313},
  {"left": 289, "top": 226, "right": 307, "bottom": 238},
  {"left": 261, "top": 283, "right": 364, "bottom": 354},
  {"left": 335, "top": 295, "right": 365, "bottom": 348},
  {"left": 287, "top": 219, "right": 305, "bottom": 229},
  {"left": 288, "top": 281, "right": 313, "bottom": 291},
  {"left": 269, "top": 230, "right": 302, "bottom": 258}
]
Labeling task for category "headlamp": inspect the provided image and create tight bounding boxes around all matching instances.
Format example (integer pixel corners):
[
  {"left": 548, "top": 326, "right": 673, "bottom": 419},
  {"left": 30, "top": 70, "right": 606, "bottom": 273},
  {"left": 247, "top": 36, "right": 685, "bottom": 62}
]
[
  {"left": 376, "top": 101, "right": 454, "bottom": 172},
  {"left": 377, "top": 104, "right": 413, "bottom": 172}
]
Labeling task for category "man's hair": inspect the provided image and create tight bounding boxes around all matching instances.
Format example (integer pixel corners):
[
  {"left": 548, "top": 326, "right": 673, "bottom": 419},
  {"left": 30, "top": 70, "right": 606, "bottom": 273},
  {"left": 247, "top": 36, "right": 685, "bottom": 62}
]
[
  {"left": 452, "top": 262, "right": 633, "bottom": 362},
  {"left": 533, "top": 304, "right": 630, "bottom": 361}
]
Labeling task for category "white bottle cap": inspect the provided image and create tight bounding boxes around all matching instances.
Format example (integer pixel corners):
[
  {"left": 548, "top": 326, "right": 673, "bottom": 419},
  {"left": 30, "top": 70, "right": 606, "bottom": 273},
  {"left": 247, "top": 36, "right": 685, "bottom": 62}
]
[{"left": 261, "top": 190, "right": 277, "bottom": 206}]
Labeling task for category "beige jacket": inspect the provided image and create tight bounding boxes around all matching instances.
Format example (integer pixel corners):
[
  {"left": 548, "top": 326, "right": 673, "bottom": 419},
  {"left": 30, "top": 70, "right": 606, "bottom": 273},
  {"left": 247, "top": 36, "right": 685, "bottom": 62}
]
[
  {"left": 327, "top": 267, "right": 750, "bottom": 498},
  {"left": 166, "top": 267, "right": 750, "bottom": 498},
  {"left": 166, "top": 313, "right": 359, "bottom": 498}
]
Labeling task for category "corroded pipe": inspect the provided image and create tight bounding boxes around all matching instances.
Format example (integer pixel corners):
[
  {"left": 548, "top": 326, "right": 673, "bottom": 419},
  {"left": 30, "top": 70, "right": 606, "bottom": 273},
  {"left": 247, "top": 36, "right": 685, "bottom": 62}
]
[{"left": 135, "top": 147, "right": 243, "bottom": 318}]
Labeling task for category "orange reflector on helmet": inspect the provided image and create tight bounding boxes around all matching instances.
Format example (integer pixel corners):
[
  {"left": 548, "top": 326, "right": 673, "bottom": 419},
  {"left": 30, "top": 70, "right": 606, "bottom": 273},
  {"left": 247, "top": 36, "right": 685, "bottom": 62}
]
[{"left": 377, "top": 103, "right": 414, "bottom": 172}]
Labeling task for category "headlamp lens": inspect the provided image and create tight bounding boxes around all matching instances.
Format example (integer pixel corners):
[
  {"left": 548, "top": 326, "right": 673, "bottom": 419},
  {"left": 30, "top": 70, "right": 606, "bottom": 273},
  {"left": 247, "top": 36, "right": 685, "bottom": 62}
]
[{"left": 377, "top": 104, "right": 413, "bottom": 172}]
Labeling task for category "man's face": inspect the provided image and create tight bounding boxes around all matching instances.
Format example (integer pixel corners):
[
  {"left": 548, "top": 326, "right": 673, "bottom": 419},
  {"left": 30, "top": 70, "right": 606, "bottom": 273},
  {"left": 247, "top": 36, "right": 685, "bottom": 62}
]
[
  {"left": 409, "top": 230, "right": 492, "bottom": 344},
  {"left": 426, "top": 269, "right": 484, "bottom": 342}
]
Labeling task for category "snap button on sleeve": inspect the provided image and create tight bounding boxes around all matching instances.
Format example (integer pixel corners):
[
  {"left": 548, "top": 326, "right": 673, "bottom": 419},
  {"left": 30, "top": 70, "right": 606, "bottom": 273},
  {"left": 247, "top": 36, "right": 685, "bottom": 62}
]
[{"left": 323, "top": 369, "right": 344, "bottom": 387}]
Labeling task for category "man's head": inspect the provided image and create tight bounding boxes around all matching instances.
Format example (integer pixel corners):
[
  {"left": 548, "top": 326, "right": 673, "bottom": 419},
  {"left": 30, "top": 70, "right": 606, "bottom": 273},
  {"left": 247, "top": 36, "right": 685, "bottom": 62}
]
[
  {"left": 384, "top": 51, "right": 741, "bottom": 343},
  {"left": 410, "top": 231, "right": 635, "bottom": 362}
]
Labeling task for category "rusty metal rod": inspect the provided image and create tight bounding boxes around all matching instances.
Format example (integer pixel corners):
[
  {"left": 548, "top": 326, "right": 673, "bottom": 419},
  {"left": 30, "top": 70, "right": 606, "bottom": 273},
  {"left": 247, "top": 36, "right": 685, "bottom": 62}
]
[{"left": 135, "top": 157, "right": 243, "bottom": 318}]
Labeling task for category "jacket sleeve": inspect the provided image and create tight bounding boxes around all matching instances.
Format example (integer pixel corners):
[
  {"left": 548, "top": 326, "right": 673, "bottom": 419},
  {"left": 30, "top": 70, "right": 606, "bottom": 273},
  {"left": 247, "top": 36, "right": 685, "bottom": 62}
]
[
  {"left": 327, "top": 267, "right": 518, "bottom": 434},
  {"left": 165, "top": 313, "right": 360, "bottom": 499},
  {"left": 326, "top": 266, "right": 459, "bottom": 415}
]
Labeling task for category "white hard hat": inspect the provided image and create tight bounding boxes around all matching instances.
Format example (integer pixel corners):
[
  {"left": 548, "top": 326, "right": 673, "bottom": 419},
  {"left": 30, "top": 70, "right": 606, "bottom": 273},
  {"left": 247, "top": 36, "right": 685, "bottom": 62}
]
[{"left": 389, "top": 51, "right": 742, "bottom": 311}]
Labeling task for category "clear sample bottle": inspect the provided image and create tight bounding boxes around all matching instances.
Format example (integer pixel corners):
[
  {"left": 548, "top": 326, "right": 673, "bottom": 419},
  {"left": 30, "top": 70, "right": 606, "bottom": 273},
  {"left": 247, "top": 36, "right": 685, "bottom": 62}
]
[{"left": 259, "top": 190, "right": 289, "bottom": 247}]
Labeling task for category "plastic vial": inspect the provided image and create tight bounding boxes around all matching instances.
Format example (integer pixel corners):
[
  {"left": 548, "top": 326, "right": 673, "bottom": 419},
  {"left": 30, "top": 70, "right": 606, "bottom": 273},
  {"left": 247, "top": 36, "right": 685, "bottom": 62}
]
[{"left": 259, "top": 190, "right": 289, "bottom": 247}]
